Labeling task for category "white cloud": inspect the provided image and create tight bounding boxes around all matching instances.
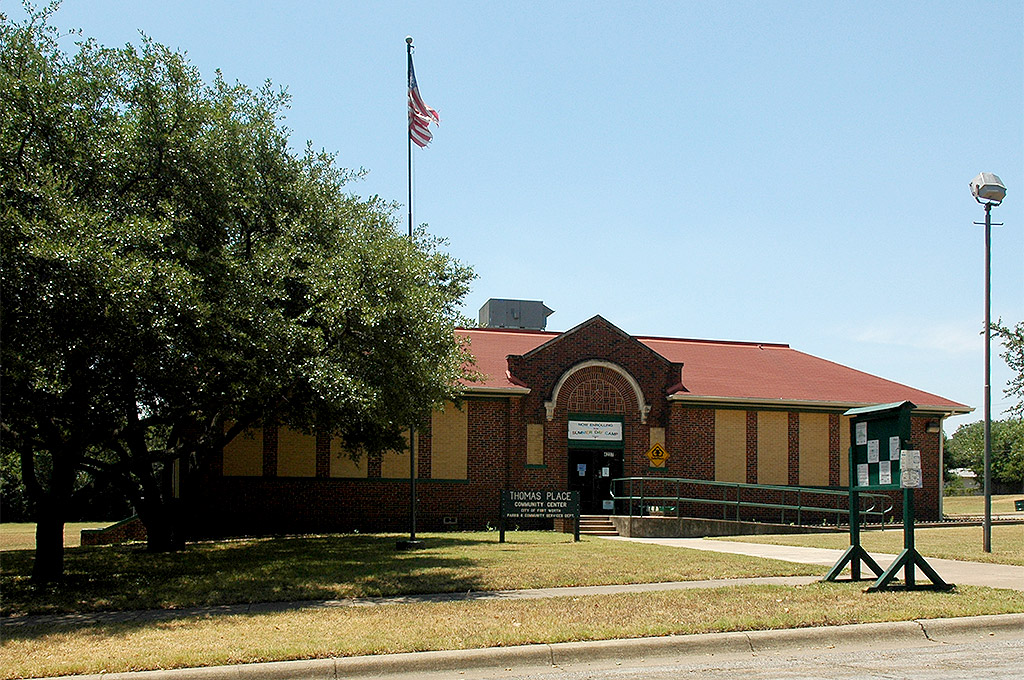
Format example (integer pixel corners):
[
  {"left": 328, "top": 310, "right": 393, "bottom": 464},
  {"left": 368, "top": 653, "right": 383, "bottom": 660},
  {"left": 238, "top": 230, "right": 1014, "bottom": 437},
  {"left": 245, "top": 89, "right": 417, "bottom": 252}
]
[{"left": 850, "top": 321, "right": 981, "bottom": 355}]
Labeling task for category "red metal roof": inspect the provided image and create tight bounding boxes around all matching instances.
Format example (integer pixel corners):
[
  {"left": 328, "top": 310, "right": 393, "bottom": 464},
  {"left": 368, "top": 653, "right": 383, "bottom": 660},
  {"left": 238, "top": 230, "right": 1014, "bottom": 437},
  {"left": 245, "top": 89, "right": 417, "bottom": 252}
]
[
  {"left": 458, "top": 327, "right": 969, "bottom": 413},
  {"left": 459, "top": 328, "right": 551, "bottom": 391}
]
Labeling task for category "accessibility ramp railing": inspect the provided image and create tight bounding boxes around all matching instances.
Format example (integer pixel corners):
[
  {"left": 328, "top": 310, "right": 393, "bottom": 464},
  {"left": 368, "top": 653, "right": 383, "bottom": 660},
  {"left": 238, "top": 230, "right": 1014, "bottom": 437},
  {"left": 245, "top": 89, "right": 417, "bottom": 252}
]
[{"left": 611, "top": 476, "right": 893, "bottom": 527}]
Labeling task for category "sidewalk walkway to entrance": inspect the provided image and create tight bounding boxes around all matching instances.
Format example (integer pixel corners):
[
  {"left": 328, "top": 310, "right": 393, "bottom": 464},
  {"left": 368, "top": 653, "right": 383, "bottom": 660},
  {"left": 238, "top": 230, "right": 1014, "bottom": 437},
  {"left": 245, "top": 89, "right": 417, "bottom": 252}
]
[{"left": 604, "top": 536, "right": 1024, "bottom": 591}]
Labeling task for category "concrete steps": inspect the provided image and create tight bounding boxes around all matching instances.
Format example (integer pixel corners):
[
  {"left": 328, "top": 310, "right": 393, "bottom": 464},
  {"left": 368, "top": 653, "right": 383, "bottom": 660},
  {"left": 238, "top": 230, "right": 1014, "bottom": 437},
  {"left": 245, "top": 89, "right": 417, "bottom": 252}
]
[{"left": 579, "top": 515, "right": 618, "bottom": 536}]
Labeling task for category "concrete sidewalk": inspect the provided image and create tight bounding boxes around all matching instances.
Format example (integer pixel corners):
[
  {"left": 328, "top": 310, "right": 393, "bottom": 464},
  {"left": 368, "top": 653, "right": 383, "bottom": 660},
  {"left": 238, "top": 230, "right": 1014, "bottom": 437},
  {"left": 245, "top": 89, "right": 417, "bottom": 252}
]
[{"left": 605, "top": 536, "right": 1024, "bottom": 591}]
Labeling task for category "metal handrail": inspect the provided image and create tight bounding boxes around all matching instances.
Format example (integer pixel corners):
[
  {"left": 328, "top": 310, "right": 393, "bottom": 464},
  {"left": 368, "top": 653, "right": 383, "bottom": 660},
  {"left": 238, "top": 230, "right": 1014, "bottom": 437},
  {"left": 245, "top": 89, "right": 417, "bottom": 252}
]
[{"left": 611, "top": 477, "right": 894, "bottom": 526}]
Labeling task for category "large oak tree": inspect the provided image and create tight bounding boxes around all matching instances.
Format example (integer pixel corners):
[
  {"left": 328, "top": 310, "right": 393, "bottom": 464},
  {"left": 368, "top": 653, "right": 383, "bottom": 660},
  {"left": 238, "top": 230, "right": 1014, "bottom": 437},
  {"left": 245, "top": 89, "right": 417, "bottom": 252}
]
[{"left": 1, "top": 5, "right": 474, "bottom": 582}]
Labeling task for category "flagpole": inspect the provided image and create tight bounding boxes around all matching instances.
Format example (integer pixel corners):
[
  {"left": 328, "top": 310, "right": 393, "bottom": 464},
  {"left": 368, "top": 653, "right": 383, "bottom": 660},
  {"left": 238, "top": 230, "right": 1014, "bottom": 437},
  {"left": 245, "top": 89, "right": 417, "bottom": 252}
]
[
  {"left": 407, "top": 37, "right": 414, "bottom": 242},
  {"left": 399, "top": 35, "right": 420, "bottom": 550}
]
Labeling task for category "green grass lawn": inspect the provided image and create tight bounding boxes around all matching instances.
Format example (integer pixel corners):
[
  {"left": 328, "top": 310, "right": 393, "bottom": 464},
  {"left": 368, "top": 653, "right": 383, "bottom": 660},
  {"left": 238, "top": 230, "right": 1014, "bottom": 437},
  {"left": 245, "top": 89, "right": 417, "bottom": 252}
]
[
  {"left": 3, "top": 529, "right": 1023, "bottom": 680},
  {"left": 943, "top": 494, "right": 1023, "bottom": 516},
  {"left": 0, "top": 522, "right": 112, "bottom": 552},
  {"left": 0, "top": 531, "right": 822, "bottom": 616},
  {"left": 713, "top": 524, "right": 1024, "bottom": 566}
]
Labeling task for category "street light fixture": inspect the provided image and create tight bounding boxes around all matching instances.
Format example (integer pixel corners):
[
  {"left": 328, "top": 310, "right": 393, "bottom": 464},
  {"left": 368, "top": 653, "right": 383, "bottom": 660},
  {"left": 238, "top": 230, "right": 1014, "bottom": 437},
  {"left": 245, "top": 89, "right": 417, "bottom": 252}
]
[
  {"left": 971, "top": 173, "right": 1007, "bottom": 205},
  {"left": 970, "top": 171, "right": 1006, "bottom": 554}
]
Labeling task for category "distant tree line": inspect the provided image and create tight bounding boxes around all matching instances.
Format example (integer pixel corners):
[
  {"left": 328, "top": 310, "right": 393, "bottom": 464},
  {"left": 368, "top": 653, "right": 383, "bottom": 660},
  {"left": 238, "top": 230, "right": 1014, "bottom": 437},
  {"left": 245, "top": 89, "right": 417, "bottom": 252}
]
[
  {"left": 943, "top": 319, "right": 1024, "bottom": 495},
  {"left": 944, "top": 418, "right": 1024, "bottom": 495}
]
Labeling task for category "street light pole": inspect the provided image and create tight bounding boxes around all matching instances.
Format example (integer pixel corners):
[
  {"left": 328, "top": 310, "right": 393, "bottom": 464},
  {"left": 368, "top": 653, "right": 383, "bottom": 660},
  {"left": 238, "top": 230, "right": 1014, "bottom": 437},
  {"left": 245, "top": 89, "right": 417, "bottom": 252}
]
[
  {"left": 970, "top": 172, "right": 1006, "bottom": 554},
  {"left": 983, "top": 200, "right": 992, "bottom": 553}
]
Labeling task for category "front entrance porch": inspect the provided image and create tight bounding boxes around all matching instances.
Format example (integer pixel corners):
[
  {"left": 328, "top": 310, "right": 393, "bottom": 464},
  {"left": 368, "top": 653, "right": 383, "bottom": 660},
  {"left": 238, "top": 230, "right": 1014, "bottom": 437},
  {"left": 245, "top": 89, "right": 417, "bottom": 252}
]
[{"left": 567, "top": 448, "right": 623, "bottom": 515}]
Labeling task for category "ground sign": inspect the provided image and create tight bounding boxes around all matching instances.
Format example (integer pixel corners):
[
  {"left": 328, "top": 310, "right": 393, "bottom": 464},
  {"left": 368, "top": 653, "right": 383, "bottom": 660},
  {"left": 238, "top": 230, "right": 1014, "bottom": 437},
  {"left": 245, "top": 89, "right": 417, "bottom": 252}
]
[{"left": 500, "top": 490, "right": 580, "bottom": 542}]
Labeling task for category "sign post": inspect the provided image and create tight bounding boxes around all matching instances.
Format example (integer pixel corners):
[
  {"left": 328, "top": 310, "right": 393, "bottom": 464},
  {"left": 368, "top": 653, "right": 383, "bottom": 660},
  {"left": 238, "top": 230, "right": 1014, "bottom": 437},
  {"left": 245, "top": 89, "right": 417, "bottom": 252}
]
[{"left": 500, "top": 490, "right": 581, "bottom": 542}]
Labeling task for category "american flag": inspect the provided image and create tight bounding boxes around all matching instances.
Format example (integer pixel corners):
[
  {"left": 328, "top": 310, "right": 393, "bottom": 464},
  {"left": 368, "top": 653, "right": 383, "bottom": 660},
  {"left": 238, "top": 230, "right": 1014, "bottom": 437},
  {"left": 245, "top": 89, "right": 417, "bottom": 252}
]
[{"left": 408, "top": 53, "right": 439, "bottom": 148}]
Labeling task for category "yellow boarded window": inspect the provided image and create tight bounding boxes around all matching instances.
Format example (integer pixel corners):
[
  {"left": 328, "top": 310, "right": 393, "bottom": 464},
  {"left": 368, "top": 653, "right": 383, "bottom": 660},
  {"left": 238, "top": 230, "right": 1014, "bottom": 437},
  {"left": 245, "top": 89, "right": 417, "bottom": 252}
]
[
  {"left": 222, "top": 426, "right": 263, "bottom": 477},
  {"left": 431, "top": 403, "right": 468, "bottom": 480},
  {"left": 757, "top": 411, "right": 788, "bottom": 486},
  {"left": 526, "top": 423, "right": 544, "bottom": 466},
  {"left": 715, "top": 410, "right": 746, "bottom": 483},
  {"left": 382, "top": 430, "right": 418, "bottom": 479},
  {"left": 330, "top": 438, "right": 368, "bottom": 478},
  {"left": 277, "top": 427, "right": 316, "bottom": 477},
  {"left": 798, "top": 413, "right": 830, "bottom": 486},
  {"left": 649, "top": 427, "right": 665, "bottom": 449}
]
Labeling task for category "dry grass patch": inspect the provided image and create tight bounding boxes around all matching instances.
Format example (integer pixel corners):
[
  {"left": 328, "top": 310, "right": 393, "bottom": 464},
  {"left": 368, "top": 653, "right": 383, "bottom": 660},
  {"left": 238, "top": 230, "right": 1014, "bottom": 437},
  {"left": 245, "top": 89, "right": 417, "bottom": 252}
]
[
  {"left": 713, "top": 524, "right": 1024, "bottom": 566},
  {"left": 3, "top": 582, "right": 1022, "bottom": 679},
  {"left": 0, "top": 523, "right": 112, "bottom": 551},
  {"left": 1, "top": 532, "right": 821, "bottom": 616},
  {"left": 942, "top": 494, "right": 1023, "bottom": 517}
]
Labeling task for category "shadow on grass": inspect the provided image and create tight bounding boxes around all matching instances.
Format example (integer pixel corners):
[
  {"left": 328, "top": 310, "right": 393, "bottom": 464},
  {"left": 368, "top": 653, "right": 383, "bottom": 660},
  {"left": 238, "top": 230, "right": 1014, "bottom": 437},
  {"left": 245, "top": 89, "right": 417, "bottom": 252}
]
[{"left": 0, "top": 533, "right": 523, "bottom": 617}]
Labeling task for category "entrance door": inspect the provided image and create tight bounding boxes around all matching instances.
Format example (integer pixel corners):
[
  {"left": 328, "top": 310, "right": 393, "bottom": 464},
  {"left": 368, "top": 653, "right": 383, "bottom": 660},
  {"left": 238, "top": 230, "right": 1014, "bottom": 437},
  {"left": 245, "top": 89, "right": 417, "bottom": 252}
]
[{"left": 568, "top": 449, "right": 623, "bottom": 514}]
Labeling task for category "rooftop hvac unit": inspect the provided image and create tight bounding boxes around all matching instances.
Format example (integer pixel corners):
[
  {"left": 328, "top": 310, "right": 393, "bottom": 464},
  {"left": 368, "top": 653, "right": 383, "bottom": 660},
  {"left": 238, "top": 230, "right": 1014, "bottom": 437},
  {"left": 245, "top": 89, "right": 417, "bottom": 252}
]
[{"left": 479, "top": 299, "right": 554, "bottom": 330}]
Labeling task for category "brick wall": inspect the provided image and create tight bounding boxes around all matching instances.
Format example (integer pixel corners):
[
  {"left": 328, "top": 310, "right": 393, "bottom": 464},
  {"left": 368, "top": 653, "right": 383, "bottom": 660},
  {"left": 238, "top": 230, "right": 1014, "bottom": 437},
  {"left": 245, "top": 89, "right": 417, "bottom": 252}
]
[
  {"left": 81, "top": 516, "right": 147, "bottom": 545},
  {"left": 668, "top": 405, "right": 715, "bottom": 479},
  {"left": 193, "top": 407, "right": 944, "bottom": 537},
  {"left": 788, "top": 412, "right": 800, "bottom": 486},
  {"left": 191, "top": 317, "right": 948, "bottom": 536},
  {"left": 192, "top": 398, "right": 517, "bottom": 536}
]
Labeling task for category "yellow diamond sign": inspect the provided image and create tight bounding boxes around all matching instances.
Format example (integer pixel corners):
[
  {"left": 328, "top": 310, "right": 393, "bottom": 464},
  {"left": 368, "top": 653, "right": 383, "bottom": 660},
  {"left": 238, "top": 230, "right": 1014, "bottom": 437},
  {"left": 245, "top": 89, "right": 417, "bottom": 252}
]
[{"left": 645, "top": 443, "right": 669, "bottom": 468}]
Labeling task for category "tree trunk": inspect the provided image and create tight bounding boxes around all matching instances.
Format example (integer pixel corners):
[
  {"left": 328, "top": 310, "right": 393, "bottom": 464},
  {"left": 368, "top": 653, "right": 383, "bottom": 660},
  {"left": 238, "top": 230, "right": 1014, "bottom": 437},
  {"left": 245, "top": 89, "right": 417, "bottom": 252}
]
[
  {"left": 32, "top": 509, "right": 65, "bottom": 584},
  {"left": 20, "top": 434, "right": 76, "bottom": 585},
  {"left": 133, "top": 478, "right": 185, "bottom": 552},
  {"left": 140, "top": 500, "right": 183, "bottom": 552}
]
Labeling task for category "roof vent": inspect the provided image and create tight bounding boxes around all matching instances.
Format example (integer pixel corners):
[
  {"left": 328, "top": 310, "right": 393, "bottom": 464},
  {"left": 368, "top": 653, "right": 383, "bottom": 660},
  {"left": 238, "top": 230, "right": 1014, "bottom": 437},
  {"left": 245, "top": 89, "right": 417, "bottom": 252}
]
[{"left": 479, "top": 299, "right": 554, "bottom": 330}]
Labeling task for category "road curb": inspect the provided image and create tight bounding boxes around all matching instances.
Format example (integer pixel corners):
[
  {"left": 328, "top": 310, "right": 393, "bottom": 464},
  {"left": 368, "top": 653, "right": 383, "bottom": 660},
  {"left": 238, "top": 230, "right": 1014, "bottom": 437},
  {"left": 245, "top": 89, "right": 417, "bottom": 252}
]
[
  {"left": 917, "top": 612, "right": 1024, "bottom": 641},
  {"left": 50, "top": 613, "right": 1024, "bottom": 680}
]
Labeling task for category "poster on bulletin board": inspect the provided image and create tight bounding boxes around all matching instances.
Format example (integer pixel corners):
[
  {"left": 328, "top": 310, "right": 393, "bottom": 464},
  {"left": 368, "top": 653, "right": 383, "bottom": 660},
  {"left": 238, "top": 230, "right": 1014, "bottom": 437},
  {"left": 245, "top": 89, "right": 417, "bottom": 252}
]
[{"left": 845, "top": 401, "right": 914, "bottom": 492}]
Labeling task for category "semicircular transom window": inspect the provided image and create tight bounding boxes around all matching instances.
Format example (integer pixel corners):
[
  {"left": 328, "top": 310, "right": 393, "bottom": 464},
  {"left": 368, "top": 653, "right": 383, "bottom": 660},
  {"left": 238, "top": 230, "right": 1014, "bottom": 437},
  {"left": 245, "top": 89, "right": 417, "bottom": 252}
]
[{"left": 567, "top": 378, "right": 626, "bottom": 414}]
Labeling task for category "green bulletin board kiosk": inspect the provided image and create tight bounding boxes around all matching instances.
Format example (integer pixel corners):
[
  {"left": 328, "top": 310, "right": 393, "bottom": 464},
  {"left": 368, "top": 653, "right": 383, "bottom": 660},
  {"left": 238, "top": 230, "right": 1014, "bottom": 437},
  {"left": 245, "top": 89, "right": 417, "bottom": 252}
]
[{"left": 825, "top": 401, "right": 951, "bottom": 591}]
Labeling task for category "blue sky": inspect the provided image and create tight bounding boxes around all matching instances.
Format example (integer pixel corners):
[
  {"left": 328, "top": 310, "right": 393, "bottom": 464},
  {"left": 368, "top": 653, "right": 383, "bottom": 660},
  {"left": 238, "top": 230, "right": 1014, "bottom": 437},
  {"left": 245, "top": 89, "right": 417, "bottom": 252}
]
[{"left": 10, "top": 1, "right": 1022, "bottom": 434}]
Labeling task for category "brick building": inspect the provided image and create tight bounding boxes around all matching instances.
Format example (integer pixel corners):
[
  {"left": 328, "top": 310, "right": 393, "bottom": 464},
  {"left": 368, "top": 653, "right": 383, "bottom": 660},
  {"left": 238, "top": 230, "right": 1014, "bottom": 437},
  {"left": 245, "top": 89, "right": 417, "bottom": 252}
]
[{"left": 193, "top": 311, "right": 969, "bottom": 536}]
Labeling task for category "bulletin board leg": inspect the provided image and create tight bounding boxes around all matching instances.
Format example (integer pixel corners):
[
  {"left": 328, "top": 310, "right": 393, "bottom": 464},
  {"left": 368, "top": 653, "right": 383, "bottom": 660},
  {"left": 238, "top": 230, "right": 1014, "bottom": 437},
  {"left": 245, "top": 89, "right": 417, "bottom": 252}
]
[
  {"left": 867, "top": 490, "right": 952, "bottom": 592},
  {"left": 825, "top": 489, "right": 883, "bottom": 582}
]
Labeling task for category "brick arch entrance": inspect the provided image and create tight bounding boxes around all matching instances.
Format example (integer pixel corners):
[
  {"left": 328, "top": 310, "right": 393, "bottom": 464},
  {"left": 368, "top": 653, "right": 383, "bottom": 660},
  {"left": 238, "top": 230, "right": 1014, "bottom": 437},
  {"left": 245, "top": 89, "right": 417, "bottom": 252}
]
[{"left": 553, "top": 363, "right": 644, "bottom": 514}]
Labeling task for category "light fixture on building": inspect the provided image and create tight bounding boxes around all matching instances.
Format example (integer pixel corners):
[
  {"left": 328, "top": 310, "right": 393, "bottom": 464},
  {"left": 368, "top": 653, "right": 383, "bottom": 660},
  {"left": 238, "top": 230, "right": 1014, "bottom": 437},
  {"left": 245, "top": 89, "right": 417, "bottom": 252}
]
[
  {"left": 925, "top": 420, "right": 940, "bottom": 434},
  {"left": 970, "top": 172, "right": 1006, "bottom": 554}
]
